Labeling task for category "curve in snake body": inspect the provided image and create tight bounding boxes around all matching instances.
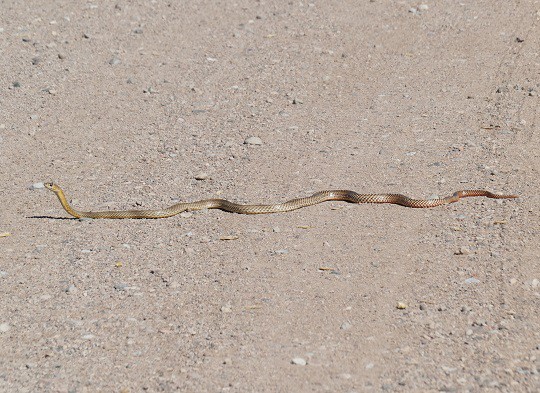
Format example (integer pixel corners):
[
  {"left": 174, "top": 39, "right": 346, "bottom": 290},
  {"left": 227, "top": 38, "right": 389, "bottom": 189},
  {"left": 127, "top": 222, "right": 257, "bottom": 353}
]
[{"left": 44, "top": 183, "right": 518, "bottom": 219}]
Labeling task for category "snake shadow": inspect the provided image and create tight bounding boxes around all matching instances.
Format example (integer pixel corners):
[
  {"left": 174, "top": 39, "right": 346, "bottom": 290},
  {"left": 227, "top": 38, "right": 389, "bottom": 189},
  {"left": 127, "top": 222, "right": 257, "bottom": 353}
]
[{"left": 29, "top": 215, "right": 77, "bottom": 220}]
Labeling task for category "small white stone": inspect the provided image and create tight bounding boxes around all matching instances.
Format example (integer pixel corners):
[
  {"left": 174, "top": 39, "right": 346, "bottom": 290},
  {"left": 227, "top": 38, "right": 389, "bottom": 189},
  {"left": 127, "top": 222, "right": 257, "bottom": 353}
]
[
  {"left": 456, "top": 246, "right": 471, "bottom": 255},
  {"left": 464, "top": 277, "right": 480, "bottom": 284},
  {"left": 291, "top": 357, "right": 307, "bottom": 366},
  {"left": 418, "top": 4, "right": 429, "bottom": 11},
  {"left": 31, "top": 182, "right": 45, "bottom": 190},
  {"left": 0, "top": 323, "right": 10, "bottom": 333},
  {"left": 532, "top": 279, "right": 539, "bottom": 288},
  {"left": 340, "top": 322, "right": 352, "bottom": 330},
  {"left": 244, "top": 136, "right": 262, "bottom": 145},
  {"left": 194, "top": 173, "right": 209, "bottom": 180},
  {"left": 82, "top": 334, "right": 94, "bottom": 340}
]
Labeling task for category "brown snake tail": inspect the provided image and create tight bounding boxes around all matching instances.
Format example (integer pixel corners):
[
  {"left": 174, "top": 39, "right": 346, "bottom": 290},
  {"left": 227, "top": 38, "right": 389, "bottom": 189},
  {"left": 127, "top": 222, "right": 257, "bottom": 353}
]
[{"left": 44, "top": 183, "right": 518, "bottom": 219}]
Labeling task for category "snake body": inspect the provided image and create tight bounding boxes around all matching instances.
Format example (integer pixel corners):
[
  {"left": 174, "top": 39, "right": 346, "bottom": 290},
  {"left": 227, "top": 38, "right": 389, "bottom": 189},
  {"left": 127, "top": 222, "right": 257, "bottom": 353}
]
[{"left": 44, "top": 183, "right": 518, "bottom": 219}]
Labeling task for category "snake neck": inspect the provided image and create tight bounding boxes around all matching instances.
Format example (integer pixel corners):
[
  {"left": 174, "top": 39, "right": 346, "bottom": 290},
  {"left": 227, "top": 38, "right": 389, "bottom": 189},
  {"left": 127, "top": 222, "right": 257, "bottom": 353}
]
[{"left": 54, "top": 189, "right": 83, "bottom": 218}]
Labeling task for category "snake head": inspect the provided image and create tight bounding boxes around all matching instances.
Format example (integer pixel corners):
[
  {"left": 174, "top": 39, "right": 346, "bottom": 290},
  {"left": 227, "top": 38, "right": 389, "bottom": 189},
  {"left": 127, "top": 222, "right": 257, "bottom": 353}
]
[{"left": 44, "top": 182, "right": 59, "bottom": 192}]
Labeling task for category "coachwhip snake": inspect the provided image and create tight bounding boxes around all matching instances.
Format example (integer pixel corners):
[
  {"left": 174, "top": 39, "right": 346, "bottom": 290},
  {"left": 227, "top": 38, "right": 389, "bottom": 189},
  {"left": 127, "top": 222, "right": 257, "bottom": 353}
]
[{"left": 44, "top": 183, "right": 518, "bottom": 219}]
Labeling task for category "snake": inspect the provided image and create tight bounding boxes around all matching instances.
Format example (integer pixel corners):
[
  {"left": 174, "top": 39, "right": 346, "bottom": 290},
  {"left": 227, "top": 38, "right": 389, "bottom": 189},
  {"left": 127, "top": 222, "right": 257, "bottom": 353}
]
[{"left": 44, "top": 182, "right": 518, "bottom": 219}]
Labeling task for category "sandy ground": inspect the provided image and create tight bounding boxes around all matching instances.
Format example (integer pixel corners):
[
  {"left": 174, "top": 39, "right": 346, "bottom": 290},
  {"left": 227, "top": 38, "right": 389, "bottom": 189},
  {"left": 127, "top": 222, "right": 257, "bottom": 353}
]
[{"left": 1, "top": 1, "right": 539, "bottom": 391}]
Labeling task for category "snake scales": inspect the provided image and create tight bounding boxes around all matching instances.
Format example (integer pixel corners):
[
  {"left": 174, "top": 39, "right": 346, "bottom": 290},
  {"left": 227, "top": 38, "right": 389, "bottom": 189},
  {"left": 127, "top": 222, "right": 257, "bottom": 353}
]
[{"left": 44, "top": 183, "right": 518, "bottom": 219}]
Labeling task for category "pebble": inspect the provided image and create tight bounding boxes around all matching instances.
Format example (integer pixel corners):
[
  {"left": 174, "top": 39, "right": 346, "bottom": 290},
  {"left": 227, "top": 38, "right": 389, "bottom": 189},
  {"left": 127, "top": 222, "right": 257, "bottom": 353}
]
[
  {"left": 418, "top": 4, "right": 429, "bottom": 11},
  {"left": 531, "top": 279, "right": 539, "bottom": 288},
  {"left": 291, "top": 357, "right": 307, "bottom": 366},
  {"left": 133, "top": 28, "right": 143, "bottom": 34},
  {"left": 82, "top": 334, "right": 94, "bottom": 340},
  {"left": 272, "top": 227, "right": 280, "bottom": 233},
  {"left": 273, "top": 249, "right": 289, "bottom": 255},
  {"left": 396, "top": 302, "right": 408, "bottom": 309},
  {"left": 0, "top": 323, "right": 10, "bottom": 333},
  {"left": 34, "top": 245, "right": 47, "bottom": 253},
  {"left": 30, "top": 182, "right": 45, "bottom": 190},
  {"left": 194, "top": 173, "right": 209, "bottom": 180},
  {"left": 65, "top": 284, "right": 77, "bottom": 293},
  {"left": 109, "top": 57, "right": 121, "bottom": 65},
  {"left": 340, "top": 322, "right": 352, "bottom": 330},
  {"left": 455, "top": 246, "right": 471, "bottom": 255},
  {"left": 114, "top": 283, "right": 129, "bottom": 291},
  {"left": 220, "top": 304, "right": 232, "bottom": 313},
  {"left": 244, "top": 136, "right": 262, "bottom": 145},
  {"left": 464, "top": 277, "right": 480, "bottom": 284},
  {"left": 509, "top": 278, "right": 518, "bottom": 285}
]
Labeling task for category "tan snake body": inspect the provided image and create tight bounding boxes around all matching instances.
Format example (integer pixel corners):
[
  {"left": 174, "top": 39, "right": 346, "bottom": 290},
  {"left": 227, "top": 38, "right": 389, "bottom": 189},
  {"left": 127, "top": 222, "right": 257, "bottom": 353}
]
[{"left": 44, "top": 183, "right": 518, "bottom": 219}]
